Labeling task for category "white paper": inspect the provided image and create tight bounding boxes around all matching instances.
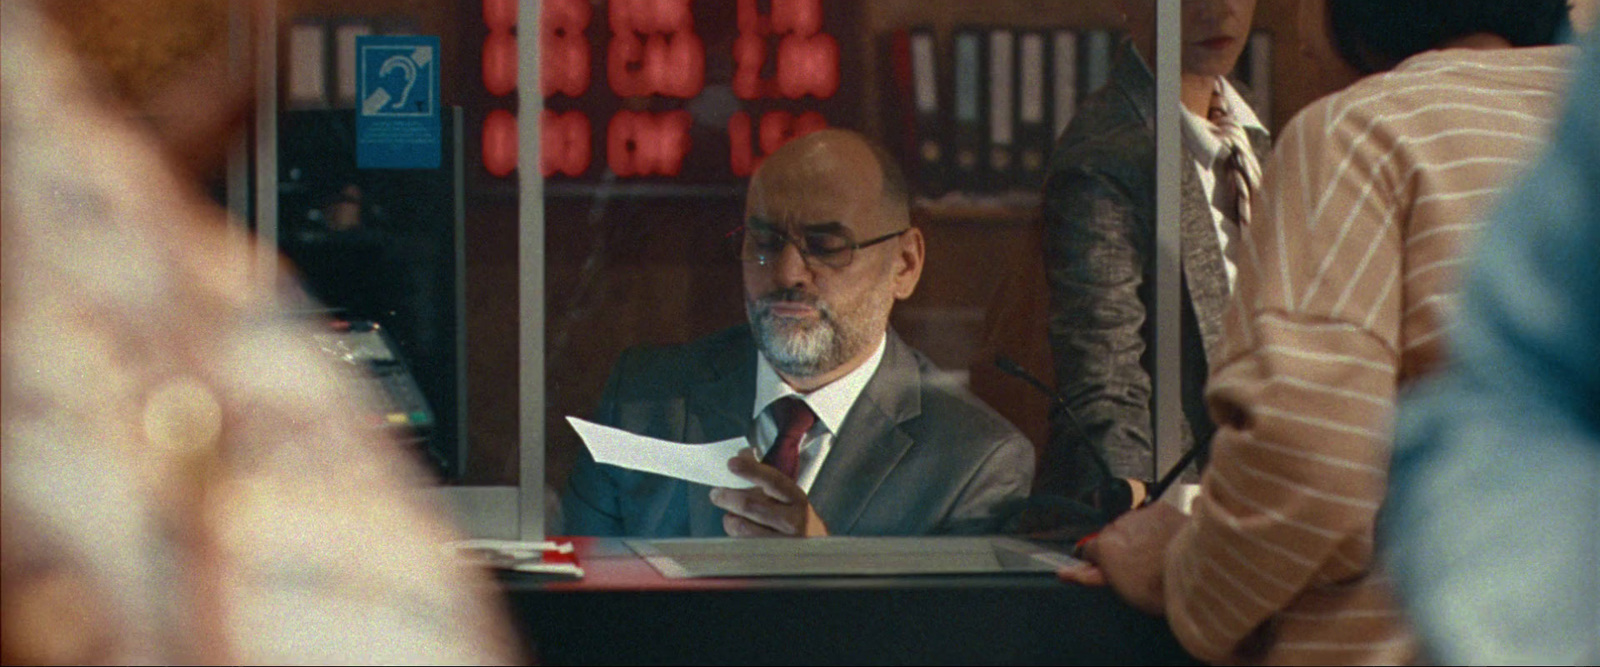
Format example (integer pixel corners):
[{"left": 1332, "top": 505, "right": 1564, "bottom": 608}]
[{"left": 566, "top": 416, "right": 753, "bottom": 488}]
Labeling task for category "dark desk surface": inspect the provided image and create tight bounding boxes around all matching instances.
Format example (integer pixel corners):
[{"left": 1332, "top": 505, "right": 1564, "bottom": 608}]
[{"left": 499, "top": 537, "right": 1198, "bottom": 666}]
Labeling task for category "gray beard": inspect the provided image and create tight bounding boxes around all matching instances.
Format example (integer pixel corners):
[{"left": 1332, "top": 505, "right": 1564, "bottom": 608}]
[
  {"left": 746, "top": 296, "right": 860, "bottom": 378},
  {"left": 747, "top": 305, "right": 846, "bottom": 378}
]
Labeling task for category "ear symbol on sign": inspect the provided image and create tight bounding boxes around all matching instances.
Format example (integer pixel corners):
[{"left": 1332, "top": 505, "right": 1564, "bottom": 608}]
[{"left": 379, "top": 55, "right": 419, "bottom": 110}]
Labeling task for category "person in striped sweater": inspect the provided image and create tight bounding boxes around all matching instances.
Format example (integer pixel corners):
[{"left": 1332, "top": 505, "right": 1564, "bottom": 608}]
[{"left": 1060, "top": 0, "right": 1576, "bottom": 663}]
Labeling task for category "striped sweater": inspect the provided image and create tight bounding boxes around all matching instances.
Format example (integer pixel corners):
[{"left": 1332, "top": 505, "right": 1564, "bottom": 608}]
[{"left": 1164, "top": 45, "right": 1576, "bottom": 665}]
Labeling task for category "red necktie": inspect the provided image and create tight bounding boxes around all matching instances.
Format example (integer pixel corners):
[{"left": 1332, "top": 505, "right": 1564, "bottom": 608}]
[{"left": 762, "top": 397, "right": 815, "bottom": 480}]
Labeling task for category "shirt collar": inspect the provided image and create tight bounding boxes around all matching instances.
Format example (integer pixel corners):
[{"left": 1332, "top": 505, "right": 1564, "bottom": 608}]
[
  {"left": 1181, "top": 76, "right": 1265, "bottom": 164},
  {"left": 752, "top": 332, "right": 888, "bottom": 435}
]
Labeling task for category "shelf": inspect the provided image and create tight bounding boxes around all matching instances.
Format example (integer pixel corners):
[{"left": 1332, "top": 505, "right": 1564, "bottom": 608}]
[{"left": 914, "top": 191, "right": 1042, "bottom": 224}]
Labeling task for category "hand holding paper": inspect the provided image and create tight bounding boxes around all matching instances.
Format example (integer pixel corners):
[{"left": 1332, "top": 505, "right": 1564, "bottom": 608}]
[
  {"left": 711, "top": 449, "right": 830, "bottom": 537},
  {"left": 566, "top": 417, "right": 826, "bottom": 537}
]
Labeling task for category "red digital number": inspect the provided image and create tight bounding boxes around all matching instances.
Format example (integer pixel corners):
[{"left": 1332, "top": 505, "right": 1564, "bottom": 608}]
[
  {"left": 607, "top": 0, "right": 704, "bottom": 98},
  {"left": 770, "top": 0, "right": 822, "bottom": 36},
  {"left": 728, "top": 110, "right": 827, "bottom": 176},
  {"left": 608, "top": 32, "right": 702, "bottom": 98},
  {"left": 733, "top": 0, "right": 836, "bottom": 100},
  {"left": 611, "top": 0, "right": 692, "bottom": 33},
  {"left": 482, "top": 109, "right": 518, "bottom": 177},
  {"left": 777, "top": 33, "right": 838, "bottom": 99},
  {"left": 542, "top": 110, "right": 592, "bottom": 177},
  {"left": 731, "top": 31, "right": 767, "bottom": 100},
  {"left": 607, "top": 110, "right": 692, "bottom": 177},
  {"left": 483, "top": 30, "right": 517, "bottom": 96},
  {"left": 541, "top": 0, "right": 592, "bottom": 97},
  {"left": 483, "top": 0, "right": 516, "bottom": 32}
]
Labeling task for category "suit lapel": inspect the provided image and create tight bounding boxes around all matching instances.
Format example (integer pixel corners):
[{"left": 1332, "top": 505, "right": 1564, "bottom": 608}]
[
  {"left": 682, "top": 335, "right": 758, "bottom": 536},
  {"left": 1179, "top": 150, "right": 1232, "bottom": 369},
  {"left": 808, "top": 332, "right": 920, "bottom": 534},
  {"left": 1121, "top": 39, "right": 1230, "bottom": 367}
]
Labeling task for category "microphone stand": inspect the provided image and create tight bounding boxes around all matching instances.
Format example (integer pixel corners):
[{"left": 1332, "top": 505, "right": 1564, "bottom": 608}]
[
  {"left": 1143, "top": 442, "right": 1201, "bottom": 506},
  {"left": 993, "top": 355, "right": 1116, "bottom": 488},
  {"left": 993, "top": 355, "right": 1201, "bottom": 515}
]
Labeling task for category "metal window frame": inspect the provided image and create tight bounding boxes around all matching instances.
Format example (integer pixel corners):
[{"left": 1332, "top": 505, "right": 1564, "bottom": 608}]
[{"left": 1153, "top": 0, "right": 1183, "bottom": 482}]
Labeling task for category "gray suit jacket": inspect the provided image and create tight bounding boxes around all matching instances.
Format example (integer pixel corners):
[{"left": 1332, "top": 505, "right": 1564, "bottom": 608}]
[
  {"left": 562, "top": 325, "right": 1033, "bottom": 536},
  {"left": 1038, "top": 41, "right": 1269, "bottom": 494}
]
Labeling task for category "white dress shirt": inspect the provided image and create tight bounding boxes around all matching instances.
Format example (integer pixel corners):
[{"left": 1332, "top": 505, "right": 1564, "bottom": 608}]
[
  {"left": 750, "top": 333, "right": 888, "bottom": 493},
  {"left": 1179, "top": 76, "right": 1266, "bottom": 289}
]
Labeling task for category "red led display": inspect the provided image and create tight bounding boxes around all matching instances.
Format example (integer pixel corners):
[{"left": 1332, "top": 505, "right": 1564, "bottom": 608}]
[
  {"left": 775, "top": 33, "right": 839, "bottom": 99},
  {"left": 728, "top": 109, "right": 826, "bottom": 177},
  {"left": 607, "top": 0, "right": 703, "bottom": 100},
  {"left": 606, "top": 110, "right": 692, "bottom": 176},
  {"left": 543, "top": 110, "right": 592, "bottom": 176},
  {"left": 480, "top": 0, "right": 854, "bottom": 183},
  {"left": 482, "top": 109, "right": 518, "bottom": 177},
  {"left": 542, "top": 0, "right": 592, "bottom": 97},
  {"left": 482, "top": 30, "right": 517, "bottom": 96},
  {"left": 483, "top": 0, "right": 515, "bottom": 32},
  {"left": 733, "top": 0, "right": 837, "bottom": 100},
  {"left": 606, "top": 31, "right": 705, "bottom": 98}
]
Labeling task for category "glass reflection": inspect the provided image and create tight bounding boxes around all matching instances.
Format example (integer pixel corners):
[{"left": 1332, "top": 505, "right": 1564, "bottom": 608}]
[
  {"left": 545, "top": 0, "right": 1168, "bottom": 540},
  {"left": 240, "top": 0, "right": 1341, "bottom": 542},
  {"left": 1035, "top": 0, "right": 1267, "bottom": 526},
  {"left": 237, "top": 1, "right": 527, "bottom": 489}
]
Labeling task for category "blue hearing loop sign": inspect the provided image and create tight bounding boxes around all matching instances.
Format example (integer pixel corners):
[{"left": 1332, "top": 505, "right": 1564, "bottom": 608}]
[{"left": 356, "top": 35, "right": 441, "bottom": 169}]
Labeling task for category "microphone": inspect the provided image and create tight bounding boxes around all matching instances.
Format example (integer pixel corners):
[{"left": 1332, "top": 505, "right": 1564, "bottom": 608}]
[
  {"left": 993, "top": 355, "right": 1111, "bottom": 482},
  {"left": 993, "top": 355, "right": 1128, "bottom": 516},
  {"left": 994, "top": 354, "right": 1203, "bottom": 510},
  {"left": 993, "top": 355, "right": 1056, "bottom": 403}
]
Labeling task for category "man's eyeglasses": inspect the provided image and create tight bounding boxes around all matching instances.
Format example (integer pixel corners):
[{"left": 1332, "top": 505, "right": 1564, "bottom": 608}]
[{"left": 729, "top": 224, "right": 909, "bottom": 270}]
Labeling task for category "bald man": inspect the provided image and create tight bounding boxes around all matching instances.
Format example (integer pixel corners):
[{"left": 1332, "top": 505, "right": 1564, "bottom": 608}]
[{"left": 562, "top": 130, "right": 1033, "bottom": 537}]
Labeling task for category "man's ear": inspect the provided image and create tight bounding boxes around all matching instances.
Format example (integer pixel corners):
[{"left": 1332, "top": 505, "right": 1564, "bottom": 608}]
[{"left": 891, "top": 227, "right": 925, "bottom": 300}]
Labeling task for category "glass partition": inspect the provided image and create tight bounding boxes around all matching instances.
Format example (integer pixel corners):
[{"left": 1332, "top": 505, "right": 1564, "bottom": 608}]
[
  {"left": 233, "top": 0, "right": 1333, "bottom": 541},
  {"left": 540, "top": 0, "right": 1155, "bottom": 537}
]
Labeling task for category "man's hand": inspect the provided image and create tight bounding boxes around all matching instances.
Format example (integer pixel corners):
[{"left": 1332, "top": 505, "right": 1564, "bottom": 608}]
[
  {"left": 709, "top": 449, "right": 829, "bottom": 537},
  {"left": 1057, "top": 501, "right": 1187, "bottom": 615}
]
